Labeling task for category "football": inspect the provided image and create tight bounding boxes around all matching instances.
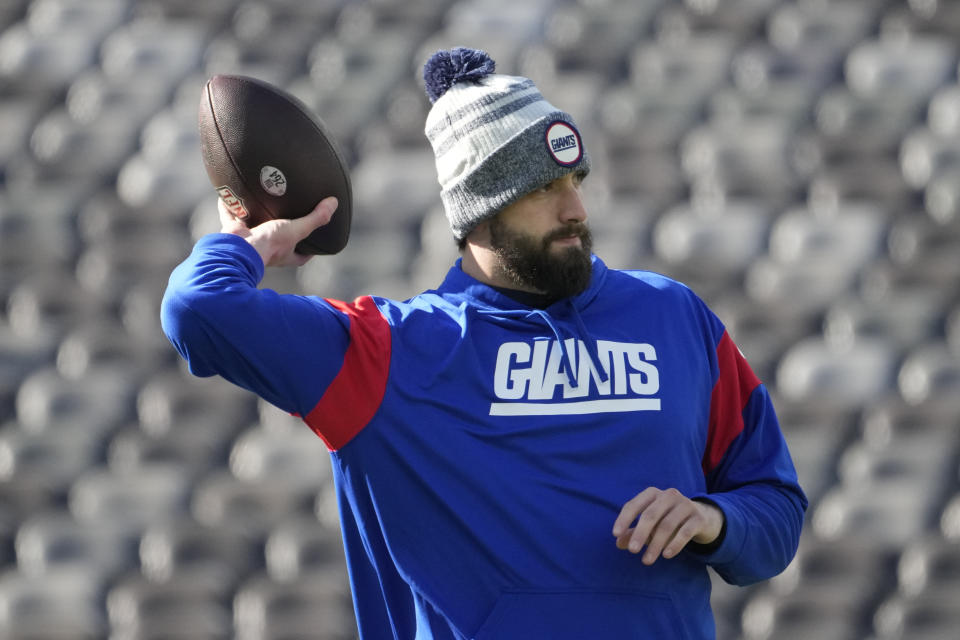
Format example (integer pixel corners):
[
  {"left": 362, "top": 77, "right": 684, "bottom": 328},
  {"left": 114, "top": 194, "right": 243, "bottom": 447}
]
[{"left": 197, "top": 74, "right": 352, "bottom": 255}]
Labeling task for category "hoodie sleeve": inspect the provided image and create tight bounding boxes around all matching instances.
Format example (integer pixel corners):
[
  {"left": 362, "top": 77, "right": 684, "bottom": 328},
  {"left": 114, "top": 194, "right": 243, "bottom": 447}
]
[
  {"left": 689, "top": 327, "right": 808, "bottom": 586},
  {"left": 160, "top": 233, "right": 351, "bottom": 419}
]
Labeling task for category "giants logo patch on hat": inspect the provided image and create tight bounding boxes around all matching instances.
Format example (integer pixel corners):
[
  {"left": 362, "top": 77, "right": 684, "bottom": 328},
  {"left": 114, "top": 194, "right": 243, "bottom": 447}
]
[{"left": 545, "top": 121, "right": 583, "bottom": 167}]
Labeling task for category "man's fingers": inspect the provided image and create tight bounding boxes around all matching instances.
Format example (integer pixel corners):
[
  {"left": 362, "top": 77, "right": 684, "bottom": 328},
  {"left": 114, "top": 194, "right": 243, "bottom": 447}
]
[
  {"left": 612, "top": 487, "right": 658, "bottom": 538},
  {"left": 614, "top": 488, "right": 719, "bottom": 565},
  {"left": 663, "top": 518, "right": 703, "bottom": 559},
  {"left": 292, "top": 196, "right": 338, "bottom": 237},
  {"left": 640, "top": 503, "right": 691, "bottom": 564},
  {"left": 625, "top": 494, "right": 675, "bottom": 555},
  {"left": 218, "top": 199, "right": 249, "bottom": 234}
]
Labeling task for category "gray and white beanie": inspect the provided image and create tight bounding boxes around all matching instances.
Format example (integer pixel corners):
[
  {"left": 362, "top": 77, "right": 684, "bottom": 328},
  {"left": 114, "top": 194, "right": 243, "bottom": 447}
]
[{"left": 422, "top": 47, "right": 591, "bottom": 241}]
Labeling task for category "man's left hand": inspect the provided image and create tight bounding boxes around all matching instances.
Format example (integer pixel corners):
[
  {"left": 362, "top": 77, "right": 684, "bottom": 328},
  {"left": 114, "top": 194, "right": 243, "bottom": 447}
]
[{"left": 612, "top": 487, "right": 725, "bottom": 565}]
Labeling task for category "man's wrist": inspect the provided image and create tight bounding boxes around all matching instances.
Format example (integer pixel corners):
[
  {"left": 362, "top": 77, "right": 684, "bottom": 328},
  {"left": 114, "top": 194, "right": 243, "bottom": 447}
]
[{"left": 688, "top": 497, "right": 727, "bottom": 553}]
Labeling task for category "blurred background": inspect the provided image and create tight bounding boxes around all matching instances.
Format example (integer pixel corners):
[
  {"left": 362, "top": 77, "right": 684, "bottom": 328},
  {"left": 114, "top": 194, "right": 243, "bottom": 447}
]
[{"left": 0, "top": 0, "right": 958, "bottom": 638}]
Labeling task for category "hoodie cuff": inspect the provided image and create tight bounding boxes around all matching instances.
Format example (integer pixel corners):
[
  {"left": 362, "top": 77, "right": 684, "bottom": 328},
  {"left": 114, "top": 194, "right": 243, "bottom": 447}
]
[{"left": 684, "top": 494, "right": 749, "bottom": 566}]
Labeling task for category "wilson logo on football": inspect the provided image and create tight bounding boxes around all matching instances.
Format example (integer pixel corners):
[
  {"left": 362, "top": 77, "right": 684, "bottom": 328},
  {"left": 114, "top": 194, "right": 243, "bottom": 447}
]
[{"left": 216, "top": 186, "right": 249, "bottom": 219}]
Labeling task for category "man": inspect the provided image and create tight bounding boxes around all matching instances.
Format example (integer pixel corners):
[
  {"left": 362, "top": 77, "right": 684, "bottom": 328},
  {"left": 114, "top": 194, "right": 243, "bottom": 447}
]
[{"left": 162, "top": 47, "right": 806, "bottom": 639}]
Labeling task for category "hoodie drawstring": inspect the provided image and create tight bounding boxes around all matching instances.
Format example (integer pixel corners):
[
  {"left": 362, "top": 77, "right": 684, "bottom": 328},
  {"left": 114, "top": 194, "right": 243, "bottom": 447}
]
[{"left": 479, "top": 301, "right": 608, "bottom": 388}]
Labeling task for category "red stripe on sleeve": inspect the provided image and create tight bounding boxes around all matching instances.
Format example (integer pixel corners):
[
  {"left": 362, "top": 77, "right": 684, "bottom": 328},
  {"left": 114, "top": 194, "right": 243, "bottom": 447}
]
[
  {"left": 304, "top": 296, "right": 391, "bottom": 451},
  {"left": 703, "top": 331, "right": 761, "bottom": 475}
]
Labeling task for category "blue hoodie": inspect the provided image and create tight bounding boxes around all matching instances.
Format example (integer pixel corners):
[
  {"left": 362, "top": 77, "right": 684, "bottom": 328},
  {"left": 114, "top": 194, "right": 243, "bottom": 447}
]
[{"left": 162, "top": 233, "right": 806, "bottom": 640}]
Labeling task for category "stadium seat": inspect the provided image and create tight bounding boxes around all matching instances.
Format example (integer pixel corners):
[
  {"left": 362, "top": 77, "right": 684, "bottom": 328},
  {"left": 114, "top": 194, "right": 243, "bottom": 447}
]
[
  {"left": 897, "top": 341, "right": 960, "bottom": 408},
  {"left": 776, "top": 336, "right": 898, "bottom": 409},
  {"left": 0, "top": 20, "right": 100, "bottom": 92},
  {"left": 766, "top": 0, "right": 881, "bottom": 60},
  {"left": 923, "top": 166, "right": 960, "bottom": 224},
  {"left": 896, "top": 533, "right": 960, "bottom": 598},
  {"left": 927, "top": 83, "right": 960, "bottom": 138},
  {"left": 234, "top": 571, "right": 357, "bottom": 640},
  {"left": 15, "top": 366, "right": 136, "bottom": 437},
  {"left": 68, "top": 463, "right": 195, "bottom": 534},
  {"left": 139, "top": 517, "right": 261, "bottom": 586},
  {"left": 730, "top": 41, "right": 840, "bottom": 98},
  {"left": 836, "top": 436, "right": 954, "bottom": 500},
  {"left": 845, "top": 35, "right": 957, "bottom": 100},
  {"left": 229, "top": 0, "right": 341, "bottom": 41},
  {"left": 107, "top": 423, "right": 227, "bottom": 477},
  {"left": 442, "top": 0, "right": 553, "bottom": 43},
  {"left": 813, "top": 483, "right": 934, "bottom": 550},
  {"left": 65, "top": 67, "right": 171, "bottom": 130},
  {"left": 745, "top": 253, "right": 857, "bottom": 318},
  {"left": 900, "top": 125, "right": 960, "bottom": 190},
  {"left": 604, "top": 138, "right": 688, "bottom": 208},
  {"left": 653, "top": 197, "right": 771, "bottom": 276},
  {"left": 0, "top": 93, "right": 46, "bottom": 171},
  {"left": 857, "top": 393, "right": 960, "bottom": 450},
  {"left": 135, "top": 370, "right": 256, "bottom": 439},
  {"left": 880, "top": 0, "right": 960, "bottom": 39},
  {"left": 885, "top": 214, "right": 960, "bottom": 289},
  {"left": 191, "top": 470, "right": 316, "bottom": 540},
  {"left": 229, "top": 424, "right": 332, "bottom": 492},
  {"left": 76, "top": 226, "right": 193, "bottom": 303},
  {"left": 814, "top": 85, "right": 926, "bottom": 160},
  {"left": 99, "top": 17, "right": 207, "bottom": 89},
  {"left": 120, "top": 277, "right": 179, "bottom": 349},
  {"left": 0, "top": 319, "right": 58, "bottom": 419},
  {"left": 116, "top": 146, "right": 212, "bottom": 215},
  {"left": 707, "top": 83, "right": 816, "bottom": 130},
  {"left": 0, "top": 566, "right": 107, "bottom": 639},
  {"left": 768, "top": 203, "right": 888, "bottom": 271},
  {"left": 30, "top": 104, "right": 139, "bottom": 181},
  {"left": 0, "top": 1, "right": 27, "bottom": 32},
  {"left": 14, "top": 509, "right": 137, "bottom": 580},
  {"left": 771, "top": 400, "right": 856, "bottom": 505},
  {"left": 55, "top": 318, "right": 171, "bottom": 383},
  {"left": 740, "top": 584, "right": 869, "bottom": 640},
  {"left": 6, "top": 271, "right": 106, "bottom": 341},
  {"left": 872, "top": 591, "right": 960, "bottom": 640},
  {"left": 770, "top": 535, "right": 895, "bottom": 604},
  {"left": 539, "top": 2, "right": 655, "bottom": 71},
  {"left": 350, "top": 148, "right": 440, "bottom": 230},
  {"left": 709, "top": 568, "right": 754, "bottom": 640},
  {"left": 264, "top": 514, "right": 348, "bottom": 584},
  {"left": 629, "top": 34, "right": 736, "bottom": 107},
  {"left": 297, "top": 226, "right": 420, "bottom": 301},
  {"left": 823, "top": 288, "right": 946, "bottom": 352},
  {"left": 597, "top": 81, "right": 702, "bottom": 152},
  {"left": 663, "top": 0, "right": 777, "bottom": 37},
  {"left": 107, "top": 571, "right": 234, "bottom": 640},
  {"left": 0, "top": 423, "right": 103, "bottom": 498},
  {"left": 680, "top": 116, "right": 806, "bottom": 199}
]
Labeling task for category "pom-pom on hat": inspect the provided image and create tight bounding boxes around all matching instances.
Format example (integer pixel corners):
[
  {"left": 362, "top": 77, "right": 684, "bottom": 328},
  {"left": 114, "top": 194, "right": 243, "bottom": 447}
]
[{"left": 422, "top": 47, "right": 590, "bottom": 240}]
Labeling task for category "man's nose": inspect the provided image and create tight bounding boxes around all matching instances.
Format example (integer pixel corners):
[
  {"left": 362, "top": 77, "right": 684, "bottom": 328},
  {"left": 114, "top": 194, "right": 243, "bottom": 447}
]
[{"left": 558, "top": 182, "right": 588, "bottom": 224}]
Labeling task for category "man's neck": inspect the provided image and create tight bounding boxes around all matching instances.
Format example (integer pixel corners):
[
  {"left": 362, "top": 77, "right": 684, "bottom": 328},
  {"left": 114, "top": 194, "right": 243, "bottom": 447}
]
[{"left": 460, "top": 243, "right": 541, "bottom": 294}]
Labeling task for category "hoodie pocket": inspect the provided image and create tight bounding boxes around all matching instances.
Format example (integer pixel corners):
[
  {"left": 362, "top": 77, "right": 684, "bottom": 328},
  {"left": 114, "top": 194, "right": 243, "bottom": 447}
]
[{"left": 473, "top": 588, "right": 690, "bottom": 640}]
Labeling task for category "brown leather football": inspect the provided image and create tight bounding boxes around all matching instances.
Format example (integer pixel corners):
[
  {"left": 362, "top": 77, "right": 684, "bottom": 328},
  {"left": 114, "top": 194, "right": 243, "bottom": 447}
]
[{"left": 198, "top": 74, "right": 352, "bottom": 255}]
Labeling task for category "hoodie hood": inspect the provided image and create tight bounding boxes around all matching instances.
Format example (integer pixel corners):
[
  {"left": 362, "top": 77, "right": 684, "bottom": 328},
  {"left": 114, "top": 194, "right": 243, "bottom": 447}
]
[
  {"left": 435, "top": 254, "right": 608, "bottom": 313},
  {"left": 434, "top": 255, "right": 610, "bottom": 387}
]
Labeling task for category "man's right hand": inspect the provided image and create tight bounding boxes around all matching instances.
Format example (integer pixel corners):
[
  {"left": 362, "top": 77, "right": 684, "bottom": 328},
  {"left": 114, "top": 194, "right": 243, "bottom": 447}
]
[{"left": 218, "top": 196, "right": 339, "bottom": 268}]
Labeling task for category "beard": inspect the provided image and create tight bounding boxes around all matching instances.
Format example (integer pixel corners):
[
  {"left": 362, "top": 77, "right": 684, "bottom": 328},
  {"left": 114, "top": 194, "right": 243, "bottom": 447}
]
[{"left": 488, "top": 218, "right": 594, "bottom": 300}]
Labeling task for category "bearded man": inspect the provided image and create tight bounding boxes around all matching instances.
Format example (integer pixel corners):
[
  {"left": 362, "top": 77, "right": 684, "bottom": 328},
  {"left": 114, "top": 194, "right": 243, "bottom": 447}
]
[{"left": 162, "top": 47, "right": 806, "bottom": 640}]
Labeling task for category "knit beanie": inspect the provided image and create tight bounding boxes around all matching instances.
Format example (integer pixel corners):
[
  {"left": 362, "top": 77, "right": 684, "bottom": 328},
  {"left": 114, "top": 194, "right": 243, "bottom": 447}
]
[{"left": 422, "top": 47, "right": 591, "bottom": 240}]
